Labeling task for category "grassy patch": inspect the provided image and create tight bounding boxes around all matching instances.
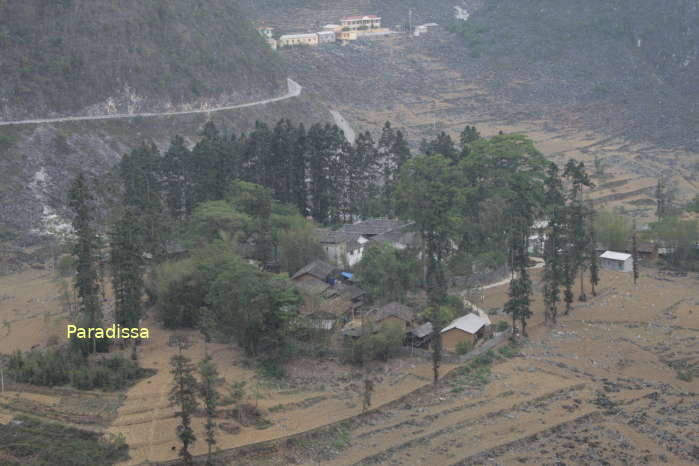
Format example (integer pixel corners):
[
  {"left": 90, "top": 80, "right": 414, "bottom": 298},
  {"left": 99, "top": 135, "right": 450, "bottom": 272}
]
[
  {"left": 0, "top": 415, "right": 128, "bottom": 465},
  {"left": 449, "top": 344, "right": 520, "bottom": 393},
  {"left": 676, "top": 367, "right": 694, "bottom": 382}
]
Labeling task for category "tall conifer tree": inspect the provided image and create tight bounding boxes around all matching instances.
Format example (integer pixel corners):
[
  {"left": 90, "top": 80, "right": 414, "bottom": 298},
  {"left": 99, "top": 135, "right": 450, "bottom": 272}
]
[{"left": 68, "top": 173, "right": 102, "bottom": 353}]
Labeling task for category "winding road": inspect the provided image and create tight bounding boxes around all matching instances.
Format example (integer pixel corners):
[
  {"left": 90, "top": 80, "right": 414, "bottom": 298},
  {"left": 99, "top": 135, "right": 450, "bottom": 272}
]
[{"left": 0, "top": 78, "right": 303, "bottom": 127}]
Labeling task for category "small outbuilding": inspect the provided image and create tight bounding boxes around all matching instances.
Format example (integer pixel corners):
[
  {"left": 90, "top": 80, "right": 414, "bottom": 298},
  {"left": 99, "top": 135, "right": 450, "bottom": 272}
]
[
  {"left": 441, "top": 313, "right": 488, "bottom": 351},
  {"left": 625, "top": 241, "right": 658, "bottom": 261},
  {"left": 371, "top": 302, "right": 414, "bottom": 329},
  {"left": 599, "top": 251, "right": 633, "bottom": 272}
]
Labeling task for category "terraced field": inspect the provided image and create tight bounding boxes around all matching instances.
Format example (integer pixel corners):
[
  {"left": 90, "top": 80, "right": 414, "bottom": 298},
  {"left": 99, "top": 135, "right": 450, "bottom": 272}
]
[{"left": 281, "top": 32, "right": 698, "bottom": 222}]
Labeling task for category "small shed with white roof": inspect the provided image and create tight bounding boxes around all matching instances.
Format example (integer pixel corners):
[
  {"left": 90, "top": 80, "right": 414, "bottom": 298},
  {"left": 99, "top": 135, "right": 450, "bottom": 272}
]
[
  {"left": 599, "top": 251, "right": 633, "bottom": 272},
  {"left": 441, "top": 313, "right": 489, "bottom": 351}
]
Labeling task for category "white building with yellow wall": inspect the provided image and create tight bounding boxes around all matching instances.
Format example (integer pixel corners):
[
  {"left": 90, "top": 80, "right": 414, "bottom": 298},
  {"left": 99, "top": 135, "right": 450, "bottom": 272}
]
[
  {"left": 278, "top": 33, "right": 319, "bottom": 48},
  {"left": 340, "top": 15, "right": 381, "bottom": 30}
]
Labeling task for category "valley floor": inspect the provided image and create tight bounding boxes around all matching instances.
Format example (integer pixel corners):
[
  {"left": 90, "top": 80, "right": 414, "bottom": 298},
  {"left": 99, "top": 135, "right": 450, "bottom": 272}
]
[{"left": 1, "top": 265, "right": 696, "bottom": 465}]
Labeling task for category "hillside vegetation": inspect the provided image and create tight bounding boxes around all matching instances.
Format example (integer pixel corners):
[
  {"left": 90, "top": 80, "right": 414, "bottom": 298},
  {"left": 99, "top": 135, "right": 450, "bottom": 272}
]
[
  {"left": 449, "top": 0, "right": 699, "bottom": 148},
  {"left": 0, "top": 0, "right": 285, "bottom": 120}
]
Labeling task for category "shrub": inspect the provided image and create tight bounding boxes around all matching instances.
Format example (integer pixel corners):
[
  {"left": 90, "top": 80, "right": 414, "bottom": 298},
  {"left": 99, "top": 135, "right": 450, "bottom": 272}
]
[
  {"left": 496, "top": 320, "right": 509, "bottom": 332},
  {"left": 259, "top": 359, "right": 286, "bottom": 379},
  {"left": 455, "top": 340, "right": 472, "bottom": 355},
  {"left": 7, "top": 349, "right": 148, "bottom": 390},
  {"left": 676, "top": 368, "right": 694, "bottom": 382},
  {"left": 0, "top": 415, "right": 128, "bottom": 465}
]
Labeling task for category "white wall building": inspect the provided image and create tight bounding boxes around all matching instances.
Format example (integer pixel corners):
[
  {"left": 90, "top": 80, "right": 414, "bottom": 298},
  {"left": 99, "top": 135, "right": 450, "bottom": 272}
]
[{"left": 599, "top": 251, "right": 633, "bottom": 272}]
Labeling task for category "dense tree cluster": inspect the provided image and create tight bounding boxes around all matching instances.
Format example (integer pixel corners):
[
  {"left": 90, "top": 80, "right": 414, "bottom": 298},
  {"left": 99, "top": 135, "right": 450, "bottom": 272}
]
[{"left": 120, "top": 119, "right": 412, "bottom": 231}]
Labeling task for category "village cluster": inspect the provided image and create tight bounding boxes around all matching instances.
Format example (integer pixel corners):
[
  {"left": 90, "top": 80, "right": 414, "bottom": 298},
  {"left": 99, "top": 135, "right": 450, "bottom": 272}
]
[
  {"left": 287, "top": 217, "right": 663, "bottom": 356},
  {"left": 289, "top": 218, "right": 492, "bottom": 352},
  {"left": 257, "top": 14, "right": 439, "bottom": 50}
]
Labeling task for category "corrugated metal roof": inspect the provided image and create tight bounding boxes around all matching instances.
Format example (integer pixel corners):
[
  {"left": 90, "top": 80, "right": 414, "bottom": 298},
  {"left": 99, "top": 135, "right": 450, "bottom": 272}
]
[
  {"left": 600, "top": 251, "right": 632, "bottom": 261},
  {"left": 441, "top": 313, "right": 487, "bottom": 335}
]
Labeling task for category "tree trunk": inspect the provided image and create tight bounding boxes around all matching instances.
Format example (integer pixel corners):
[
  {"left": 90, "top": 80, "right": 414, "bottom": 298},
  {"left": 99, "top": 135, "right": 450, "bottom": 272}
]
[{"left": 578, "top": 268, "right": 587, "bottom": 302}]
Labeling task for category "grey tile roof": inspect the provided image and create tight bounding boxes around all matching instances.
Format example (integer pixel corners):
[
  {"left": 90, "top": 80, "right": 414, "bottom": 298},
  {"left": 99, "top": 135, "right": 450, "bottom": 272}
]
[
  {"left": 291, "top": 260, "right": 336, "bottom": 281},
  {"left": 372, "top": 302, "right": 414, "bottom": 323}
]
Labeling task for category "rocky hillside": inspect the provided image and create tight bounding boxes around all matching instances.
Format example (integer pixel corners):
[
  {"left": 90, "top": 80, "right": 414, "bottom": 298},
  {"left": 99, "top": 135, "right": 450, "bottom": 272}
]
[
  {"left": 447, "top": 0, "right": 699, "bottom": 149},
  {"left": 0, "top": 0, "right": 286, "bottom": 120}
]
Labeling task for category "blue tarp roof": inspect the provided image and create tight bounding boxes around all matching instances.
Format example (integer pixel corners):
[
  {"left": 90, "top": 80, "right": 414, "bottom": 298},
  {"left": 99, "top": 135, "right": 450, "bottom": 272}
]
[{"left": 341, "top": 272, "right": 353, "bottom": 279}]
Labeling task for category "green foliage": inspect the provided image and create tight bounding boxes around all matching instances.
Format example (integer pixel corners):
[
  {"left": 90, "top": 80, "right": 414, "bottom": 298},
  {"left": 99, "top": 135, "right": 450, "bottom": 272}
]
[
  {"left": 687, "top": 195, "right": 699, "bottom": 213},
  {"left": 56, "top": 254, "right": 76, "bottom": 277},
  {"left": 676, "top": 367, "right": 694, "bottom": 382},
  {"left": 110, "top": 208, "right": 145, "bottom": 328},
  {"left": 342, "top": 323, "right": 404, "bottom": 364},
  {"left": 0, "top": 415, "right": 128, "bottom": 465},
  {"left": 498, "top": 342, "right": 519, "bottom": 359},
  {"left": 68, "top": 173, "right": 103, "bottom": 353},
  {"left": 278, "top": 218, "right": 325, "bottom": 275},
  {"left": 594, "top": 211, "right": 632, "bottom": 251},
  {"left": 258, "top": 359, "right": 286, "bottom": 380},
  {"left": 151, "top": 242, "right": 301, "bottom": 356},
  {"left": 188, "top": 200, "right": 251, "bottom": 244},
  {"left": 198, "top": 354, "right": 220, "bottom": 461},
  {"left": 225, "top": 381, "right": 247, "bottom": 405},
  {"left": 7, "top": 349, "right": 148, "bottom": 390},
  {"left": 0, "top": 0, "right": 285, "bottom": 117},
  {"left": 354, "top": 243, "right": 421, "bottom": 304},
  {"left": 496, "top": 320, "right": 509, "bottom": 332},
  {"left": 450, "top": 349, "right": 504, "bottom": 391},
  {"left": 169, "top": 352, "right": 199, "bottom": 464},
  {"left": 455, "top": 340, "right": 472, "bottom": 355},
  {"left": 649, "top": 216, "right": 698, "bottom": 267}
]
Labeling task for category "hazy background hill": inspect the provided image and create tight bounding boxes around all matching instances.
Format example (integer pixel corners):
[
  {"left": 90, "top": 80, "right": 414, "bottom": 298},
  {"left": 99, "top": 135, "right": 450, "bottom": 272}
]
[
  {"left": 446, "top": 0, "right": 699, "bottom": 149},
  {"left": 0, "top": 0, "right": 286, "bottom": 120}
]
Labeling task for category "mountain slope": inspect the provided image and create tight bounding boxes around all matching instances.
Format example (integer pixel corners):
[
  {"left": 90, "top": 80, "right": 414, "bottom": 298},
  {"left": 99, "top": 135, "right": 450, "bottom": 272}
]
[
  {"left": 0, "top": 0, "right": 286, "bottom": 120},
  {"left": 447, "top": 0, "right": 699, "bottom": 148}
]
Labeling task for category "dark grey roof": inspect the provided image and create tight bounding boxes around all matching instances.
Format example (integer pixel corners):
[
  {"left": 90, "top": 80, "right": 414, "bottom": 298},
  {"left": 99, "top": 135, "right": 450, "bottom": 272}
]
[
  {"left": 372, "top": 302, "right": 414, "bottom": 323},
  {"left": 291, "top": 260, "right": 336, "bottom": 281},
  {"left": 319, "top": 230, "right": 364, "bottom": 246},
  {"left": 293, "top": 276, "right": 330, "bottom": 296},
  {"left": 337, "top": 218, "right": 413, "bottom": 237},
  {"left": 372, "top": 229, "right": 417, "bottom": 246}
]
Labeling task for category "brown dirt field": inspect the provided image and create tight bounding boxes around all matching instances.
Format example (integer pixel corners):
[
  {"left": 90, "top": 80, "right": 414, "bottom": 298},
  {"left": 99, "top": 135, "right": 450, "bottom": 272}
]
[
  {"left": 265, "top": 268, "right": 698, "bottom": 465},
  {"left": 0, "top": 268, "right": 70, "bottom": 352},
  {"left": 107, "top": 315, "right": 452, "bottom": 465}
]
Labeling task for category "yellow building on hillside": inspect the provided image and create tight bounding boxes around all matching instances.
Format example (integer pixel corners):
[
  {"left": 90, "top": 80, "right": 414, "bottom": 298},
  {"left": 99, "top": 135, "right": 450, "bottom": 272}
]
[
  {"left": 340, "top": 15, "right": 381, "bottom": 30},
  {"left": 278, "top": 33, "right": 319, "bottom": 48}
]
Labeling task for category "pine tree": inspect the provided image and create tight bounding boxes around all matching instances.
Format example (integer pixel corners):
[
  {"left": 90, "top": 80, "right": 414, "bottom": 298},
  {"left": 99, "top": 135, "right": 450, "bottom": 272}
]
[
  {"left": 68, "top": 173, "right": 102, "bottom": 353},
  {"left": 379, "top": 123, "right": 411, "bottom": 215},
  {"left": 198, "top": 354, "right": 220, "bottom": 465},
  {"left": 192, "top": 121, "right": 231, "bottom": 204},
  {"left": 563, "top": 160, "right": 594, "bottom": 302},
  {"left": 110, "top": 209, "right": 144, "bottom": 330},
  {"left": 353, "top": 130, "right": 379, "bottom": 218},
  {"left": 504, "top": 211, "right": 532, "bottom": 336},
  {"left": 119, "top": 141, "right": 166, "bottom": 257},
  {"left": 290, "top": 123, "right": 308, "bottom": 215},
  {"left": 542, "top": 163, "right": 565, "bottom": 325},
  {"left": 170, "top": 346, "right": 199, "bottom": 465},
  {"left": 632, "top": 220, "right": 639, "bottom": 285},
  {"left": 162, "top": 135, "right": 193, "bottom": 219},
  {"left": 459, "top": 124, "right": 480, "bottom": 157},
  {"left": 589, "top": 207, "right": 600, "bottom": 296}
]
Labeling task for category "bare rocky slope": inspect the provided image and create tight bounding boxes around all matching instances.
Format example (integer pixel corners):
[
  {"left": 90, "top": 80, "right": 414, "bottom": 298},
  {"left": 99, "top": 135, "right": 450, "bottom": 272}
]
[{"left": 0, "top": 0, "right": 286, "bottom": 121}]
